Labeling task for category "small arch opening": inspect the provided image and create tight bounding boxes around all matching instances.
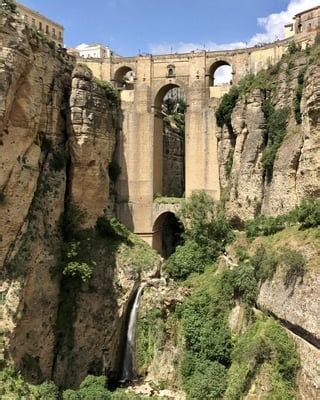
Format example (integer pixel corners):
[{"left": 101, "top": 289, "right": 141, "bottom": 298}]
[
  {"left": 209, "top": 61, "right": 233, "bottom": 86},
  {"left": 153, "top": 212, "right": 184, "bottom": 258},
  {"left": 153, "top": 84, "right": 186, "bottom": 198},
  {"left": 114, "top": 66, "right": 135, "bottom": 90},
  {"left": 167, "top": 64, "right": 175, "bottom": 77}
]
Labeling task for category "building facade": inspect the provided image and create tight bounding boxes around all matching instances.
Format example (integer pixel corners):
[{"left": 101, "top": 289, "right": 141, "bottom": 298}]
[
  {"left": 284, "top": 6, "right": 320, "bottom": 45},
  {"left": 77, "top": 44, "right": 112, "bottom": 59},
  {"left": 15, "top": 2, "right": 64, "bottom": 46}
]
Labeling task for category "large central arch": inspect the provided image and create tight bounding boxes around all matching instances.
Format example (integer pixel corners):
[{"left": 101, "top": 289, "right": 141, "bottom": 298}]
[{"left": 153, "top": 83, "right": 186, "bottom": 199}]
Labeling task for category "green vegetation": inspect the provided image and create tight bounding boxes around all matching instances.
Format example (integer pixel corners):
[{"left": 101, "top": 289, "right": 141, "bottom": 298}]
[
  {"left": 178, "top": 269, "right": 233, "bottom": 399},
  {"left": 261, "top": 100, "right": 290, "bottom": 181},
  {"left": 94, "top": 78, "right": 120, "bottom": 107},
  {"left": 225, "top": 149, "right": 234, "bottom": 178},
  {"left": 163, "top": 97, "right": 186, "bottom": 136},
  {"left": 63, "top": 260, "right": 94, "bottom": 283},
  {"left": 0, "top": 0, "right": 16, "bottom": 12},
  {"left": 164, "top": 240, "right": 210, "bottom": 280},
  {"left": 49, "top": 147, "right": 66, "bottom": 172},
  {"left": 294, "top": 67, "right": 307, "bottom": 124},
  {"left": 0, "top": 365, "right": 58, "bottom": 399},
  {"left": 63, "top": 375, "right": 110, "bottom": 400},
  {"left": 296, "top": 198, "right": 320, "bottom": 228},
  {"left": 164, "top": 192, "right": 234, "bottom": 280},
  {"left": 136, "top": 307, "right": 166, "bottom": 374},
  {"left": 177, "top": 260, "right": 261, "bottom": 399},
  {"left": 215, "top": 87, "right": 239, "bottom": 128},
  {"left": 245, "top": 198, "right": 320, "bottom": 238},
  {"left": 287, "top": 41, "right": 302, "bottom": 55},
  {"left": 225, "top": 316, "right": 299, "bottom": 400},
  {"left": 32, "top": 30, "right": 57, "bottom": 52},
  {"left": 245, "top": 214, "right": 289, "bottom": 238},
  {"left": 154, "top": 196, "right": 185, "bottom": 204},
  {"left": 0, "top": 368, "right": 158, "bottom": 399}
]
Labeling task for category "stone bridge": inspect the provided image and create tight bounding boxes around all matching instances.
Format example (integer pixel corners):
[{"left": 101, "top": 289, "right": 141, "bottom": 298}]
[{"left": 82, "top": 40, "right": 288, "bottom": 252}]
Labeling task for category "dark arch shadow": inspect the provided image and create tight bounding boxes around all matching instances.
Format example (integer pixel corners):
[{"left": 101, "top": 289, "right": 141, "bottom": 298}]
[
  {"left": 152, "top": 212, "right": 184, "bottom": 258},
  {"left": 153, "top": 84, "right": 186, "bottom": 198},
  {"left": 113, "top": 66, "right": 135, "bottom": 90}
]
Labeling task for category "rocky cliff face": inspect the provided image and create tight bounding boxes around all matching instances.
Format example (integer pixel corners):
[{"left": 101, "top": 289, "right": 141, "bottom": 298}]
[
  {"left": 218, "top": 54, "right": 320, "bottom": 223},
  {"left": 0, "top": 10, "right": 157, "bottom": 389}
]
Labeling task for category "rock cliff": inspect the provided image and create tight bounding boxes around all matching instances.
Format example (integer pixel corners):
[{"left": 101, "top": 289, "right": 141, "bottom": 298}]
[
  {"left": 218, "top": 52, "right": 320, "bottom": 223},
  {"left": 0, "top": 10, "right": 159, "bottom": 389}
]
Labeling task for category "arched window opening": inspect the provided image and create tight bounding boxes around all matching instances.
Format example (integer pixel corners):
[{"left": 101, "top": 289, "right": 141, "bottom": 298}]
[
  {"left": 114, "top": 66, "right": 135, "bottom": 90},
  {"left": 153, "top": 85, "right": 186, "bottom": 198},
  {"left": 167, "top": 64, "right": 175, "bottom": 77},
  {"left": 209, "top": 61, "right": 233, "bottom": 87},
  {"left": 153, "top": 212, "right": 184, "bottom": 257}
]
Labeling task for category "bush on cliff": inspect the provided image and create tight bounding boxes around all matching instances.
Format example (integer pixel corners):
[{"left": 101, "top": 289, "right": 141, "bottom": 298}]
[
  {"left": 295, "top": 198, "right": 320, "bottom": 228},
  {"left": 0, "top": 0, "right": 16, "bottom": 12},
  {"left": 164, "top": 240, "right": 209, "bottom": 280},
  {"left": 164, "top": 192, "right": 234, "bottom": 280},
  {"left": 225, "top": 316, "right": 300, "bottom": 400},
  {"left": 215, "top": 87, "right": 239, "bottom": 128}
]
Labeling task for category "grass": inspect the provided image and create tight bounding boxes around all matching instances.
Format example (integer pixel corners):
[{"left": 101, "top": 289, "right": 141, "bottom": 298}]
[
  {"left": 154, "top": 196, "right": 185, "bottom": 204},
  {"left": 224, "top": 316, "right": 299, "bottom": 400}
]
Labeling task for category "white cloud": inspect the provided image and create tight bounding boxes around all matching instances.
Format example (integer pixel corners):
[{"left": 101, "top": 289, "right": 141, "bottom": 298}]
[
  {"left": 149, "top": 0, "right": 320, "bottom": 55},
  {"left": 76, "top": 43, "right": 89, "bottom": 50}
]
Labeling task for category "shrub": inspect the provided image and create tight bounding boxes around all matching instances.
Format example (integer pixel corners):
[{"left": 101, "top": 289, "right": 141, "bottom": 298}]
[
  {"left": 280, "top": 247, "right": 305, "bottom": 288},
  {"left": 94, "top": 79, "right": 120, "bottom": 107},
  {"left": 245, "top": 215, "right": 286, "bottom": 238},
  {"left": 296, "top": 198, "right": 320, "bottom": 228},
  {"left": 181, "top": 278, "right": 233, "bottom": 367},
  {"left": 95, "top": 217, "right": 130, "bottom": 240},
  {"left": 0, "top": 0, "right": 16, "bottom": 12},
  {"left": 63, "top": 375, "right": 111, "bottom": 400},
  {"left": 215, "top": 87, "right": 239, "bottom": 128},
  {"left": 225, "top": 149, "right": 234, "bottom": 178},
  {"left": 287, "top": 41, "right": 301, "bottom": 55},
  {"left": 136, "top": 308, "right": 166, "bottom": 374},
  {"left": 50, "top": 148, "right": 66, "bottom": 171},
  {"left": 163, "top": 240, "right": 209, "bottom": 280},
  {"left": 261, "top": 100, "right": 290, "bottom": 181},
  {"left": 294, "top": 67, "right": 307, "bottom": 124},
  {"left": 225, "top": 317, "right": 299, "bottom": 400},
  {"left": 0, "top": 366, "right": 32, "bottom": 398},
  {"left": 36, "top": 380, "right": 59, "bottom": 399},
  {"left": 251, "top": 245, "right": 279, "bottom": 282},
  {"left": 63, "top": 261, "right": 93, "bottom": 282},
  {"left": 183, "top": 358, "right": 228, "bottom": 400},
  {"left": 231, "top": 262, "right": 257, "bottom": 306},
  {"left": 179, "top": 191, "right": 234, "bottom": 259}
]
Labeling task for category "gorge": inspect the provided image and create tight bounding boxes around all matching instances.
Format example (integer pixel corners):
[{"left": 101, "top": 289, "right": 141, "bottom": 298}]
[{"left": 0, "top": 2, "right": 320, "bottom": 399}]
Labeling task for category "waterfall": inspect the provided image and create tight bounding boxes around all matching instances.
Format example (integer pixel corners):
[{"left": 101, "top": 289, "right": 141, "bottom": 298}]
[{"left": 121, "top": 286, "right": 144, "bottom": 382}]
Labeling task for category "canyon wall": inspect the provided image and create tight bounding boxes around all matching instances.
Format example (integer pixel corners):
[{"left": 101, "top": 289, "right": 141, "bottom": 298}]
[
  {"left": 217, "top": 53, "right": 320, "bottom": 223},
  {"left": 0, "top": 10, "right": 160, "bottom": 389}
]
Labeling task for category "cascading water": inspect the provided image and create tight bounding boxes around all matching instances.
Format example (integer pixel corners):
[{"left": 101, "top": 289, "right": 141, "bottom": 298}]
[{"left": 121, "top": 285, "right": 144, "bottom": 382}]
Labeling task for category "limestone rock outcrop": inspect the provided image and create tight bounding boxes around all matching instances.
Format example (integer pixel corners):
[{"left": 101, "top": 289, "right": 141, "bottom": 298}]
[
  {"left": 69, "top": 64, "right": 117, "bottom": 226},
  {"left": 0, "top": 11, "right": 149, "bottom": 389},
  {"left": 217, "top": 56, "right": 320, "bottom": 222}
]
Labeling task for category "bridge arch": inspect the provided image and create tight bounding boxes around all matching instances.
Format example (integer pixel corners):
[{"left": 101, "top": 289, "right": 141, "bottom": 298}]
[
  {"left": 113, "top": 65, "right": 135, "bottom": 89},
  {"left": 152, "top": 211, "right": 184, "bottom": 257},
  {"left": 208, "top": 60, "right": 233, "bottom": 86},
  {"left": 153, "top": 83, "right": 186, "bottom": 199}
]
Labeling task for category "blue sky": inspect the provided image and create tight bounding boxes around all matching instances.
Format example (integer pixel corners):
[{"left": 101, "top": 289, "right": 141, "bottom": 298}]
[{"left": 18, "top": 0, "right": 319, "bottom": 55}]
